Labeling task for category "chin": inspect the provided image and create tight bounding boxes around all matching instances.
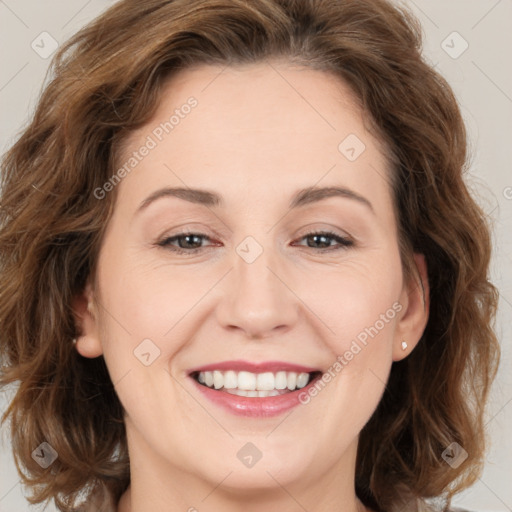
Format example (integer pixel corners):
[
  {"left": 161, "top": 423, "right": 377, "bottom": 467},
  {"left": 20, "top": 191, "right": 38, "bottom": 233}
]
[
  {"left": 200, "top": 448, "right": 310, "bottom": 490},
  {"left": 211, "top": 465, "right": 305, "bottom": 494}
]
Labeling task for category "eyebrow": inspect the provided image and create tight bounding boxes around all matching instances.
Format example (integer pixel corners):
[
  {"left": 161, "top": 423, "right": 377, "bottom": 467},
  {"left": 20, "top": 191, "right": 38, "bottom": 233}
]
[{"left": 135, "top": 185, "right": 374, "bottom": 214}]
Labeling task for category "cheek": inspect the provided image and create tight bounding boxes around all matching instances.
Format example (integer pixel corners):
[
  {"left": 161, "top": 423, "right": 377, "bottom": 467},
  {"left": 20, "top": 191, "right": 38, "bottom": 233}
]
[
  {"left": 330, "top": 286, "right": 400, "bottom": 360},
  {"left": 294, "top": 256, "right": 403, "bottom": 356},
  {"left": 95, "top": 250, "right": 207, "bottom": 351},
  {"left": 90, "top": 263, "right": 179, "bottom": 402}
]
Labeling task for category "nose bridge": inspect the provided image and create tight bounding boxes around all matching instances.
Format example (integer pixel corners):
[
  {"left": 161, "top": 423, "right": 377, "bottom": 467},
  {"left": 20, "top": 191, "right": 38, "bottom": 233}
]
[{"left": 216, "top": 236, "right": 298, "bottom": 338}]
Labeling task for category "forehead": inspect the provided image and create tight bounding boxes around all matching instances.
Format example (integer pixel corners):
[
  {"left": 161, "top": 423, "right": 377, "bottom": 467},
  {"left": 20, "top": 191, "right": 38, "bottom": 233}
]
[{"left": 115, "top": 61, "right": 393, "bottom": 213}]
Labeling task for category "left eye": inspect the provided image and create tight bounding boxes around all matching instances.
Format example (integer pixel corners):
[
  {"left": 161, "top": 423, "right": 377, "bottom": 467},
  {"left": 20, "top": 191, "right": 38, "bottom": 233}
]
[
  {"left": 293, "top": 231, "right": 353, "bottom": 250},
  {"left": 157, "top": 231, "right": 353, "bottom": 254}
]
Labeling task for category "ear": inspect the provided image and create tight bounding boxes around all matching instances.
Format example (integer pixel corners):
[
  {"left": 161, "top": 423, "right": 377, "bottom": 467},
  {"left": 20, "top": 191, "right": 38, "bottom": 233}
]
[
  {"left": 393, "top": 253, "right": 430, "bottom": 361},
  {"left": 71, "top": 279, "right": 103, "bottom": 358}
]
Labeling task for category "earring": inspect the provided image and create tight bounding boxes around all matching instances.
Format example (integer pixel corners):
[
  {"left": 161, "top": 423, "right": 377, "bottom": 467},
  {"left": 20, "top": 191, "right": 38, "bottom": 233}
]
[
  {"left": 401, "top": 341, "right": 408, "bottom": 351},
  {"left": 72, "top": 338, "right": 77, "bottom": 344}
]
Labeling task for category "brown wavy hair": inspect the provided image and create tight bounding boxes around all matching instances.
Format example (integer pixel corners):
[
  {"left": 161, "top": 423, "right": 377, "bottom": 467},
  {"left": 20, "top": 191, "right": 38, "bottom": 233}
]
[{"left": 0, "top": 0, "right": 500, "bottom": 510}]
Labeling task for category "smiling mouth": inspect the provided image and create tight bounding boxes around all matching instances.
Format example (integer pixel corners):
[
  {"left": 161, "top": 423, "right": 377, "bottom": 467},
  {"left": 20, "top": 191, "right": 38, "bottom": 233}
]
[{"left": 191, "top": 370, "right": 322, "bottom": 397}]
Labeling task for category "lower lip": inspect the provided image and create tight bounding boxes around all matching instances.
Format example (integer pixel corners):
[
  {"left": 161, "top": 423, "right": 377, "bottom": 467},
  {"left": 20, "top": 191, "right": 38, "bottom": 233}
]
[{"left": 191, "top": 375, "right": 320, "bottom": 418}]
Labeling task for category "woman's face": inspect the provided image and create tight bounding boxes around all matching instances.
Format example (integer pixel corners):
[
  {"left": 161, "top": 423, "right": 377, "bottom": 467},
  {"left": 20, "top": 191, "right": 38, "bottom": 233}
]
[{"left": 77, "top": 62, "right": 428, "bottom": 503}]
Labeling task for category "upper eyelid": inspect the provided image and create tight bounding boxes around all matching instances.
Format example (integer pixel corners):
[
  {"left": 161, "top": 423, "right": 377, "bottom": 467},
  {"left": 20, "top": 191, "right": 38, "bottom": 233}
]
[
  {"left": 158, "top": 230, "right": 353, "bottom": 249},
  {"left": 159, "top": 222, "right": 353, "bottom": 240},
  {"left": 160, "top": 230, "right": 350, "bottom": 240}
]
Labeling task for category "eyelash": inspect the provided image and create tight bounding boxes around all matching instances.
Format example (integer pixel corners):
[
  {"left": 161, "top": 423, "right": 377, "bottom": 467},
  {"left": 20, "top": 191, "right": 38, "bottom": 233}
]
[{"left": 157, "top": 230, "right": 354, "bottom": 255}]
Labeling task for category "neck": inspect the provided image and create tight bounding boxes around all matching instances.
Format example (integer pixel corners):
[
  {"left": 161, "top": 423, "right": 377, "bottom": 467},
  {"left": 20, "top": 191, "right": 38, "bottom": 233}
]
[{"left": 117, "top": 425, "right": 370, "bottom": 512}]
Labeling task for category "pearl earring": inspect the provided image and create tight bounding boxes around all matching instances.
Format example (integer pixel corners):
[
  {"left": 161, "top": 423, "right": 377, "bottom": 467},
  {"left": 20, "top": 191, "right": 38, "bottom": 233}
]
[{"left": 401, "top": 341, "right": 408, "bottom": 350}]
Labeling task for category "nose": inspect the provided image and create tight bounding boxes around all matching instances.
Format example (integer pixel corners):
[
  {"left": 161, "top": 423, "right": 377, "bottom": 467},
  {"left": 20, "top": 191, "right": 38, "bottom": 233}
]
[{"left": 215, "top": 246, "right": 299, "bottom": 340}]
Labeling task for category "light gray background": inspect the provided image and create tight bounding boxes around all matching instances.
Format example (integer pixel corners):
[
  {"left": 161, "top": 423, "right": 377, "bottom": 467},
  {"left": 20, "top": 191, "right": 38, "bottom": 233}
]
[{"left": 0, "top": 1, "right": 511, "bottom": 511}]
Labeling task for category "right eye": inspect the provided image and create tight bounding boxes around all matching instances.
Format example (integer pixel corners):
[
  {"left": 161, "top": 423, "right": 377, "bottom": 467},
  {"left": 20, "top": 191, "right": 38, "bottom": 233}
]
[{"left": 157, "top": 232, "right": 216, "bottom": 254}]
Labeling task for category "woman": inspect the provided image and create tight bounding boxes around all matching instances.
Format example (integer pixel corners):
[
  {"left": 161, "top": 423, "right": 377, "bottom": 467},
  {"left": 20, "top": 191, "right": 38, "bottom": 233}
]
[{"left": 0, "top": 1, "right": 500, "bottom": 511}]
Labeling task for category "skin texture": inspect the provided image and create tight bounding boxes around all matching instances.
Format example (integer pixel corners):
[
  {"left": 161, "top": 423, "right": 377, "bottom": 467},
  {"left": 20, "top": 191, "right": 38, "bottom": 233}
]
[{"left": 73, "top": 61, "right": 429, "bottom": 512}]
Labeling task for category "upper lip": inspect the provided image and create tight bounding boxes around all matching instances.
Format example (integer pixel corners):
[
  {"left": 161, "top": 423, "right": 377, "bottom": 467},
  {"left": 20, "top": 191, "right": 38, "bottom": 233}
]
[{"left": 187, "top": 360, "right": 321, "bottom": 375}]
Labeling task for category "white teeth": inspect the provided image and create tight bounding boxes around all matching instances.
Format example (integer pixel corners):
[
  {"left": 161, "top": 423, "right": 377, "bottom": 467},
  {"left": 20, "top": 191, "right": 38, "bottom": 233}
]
[
  {"left": 196, "top": 369, "right": 314, "bottom": 393},
  {"left": 256, "top": 372, "right": 275, "bottom": 391},
  {"left": 275, "top": 371, "right": 287, "bottom": 389},
  {"left": 259, "top": 390, "right": 280, "bottom": 397},
  {"left": 223, "top": 370, "right": 237, "bottom": 389},
  {"left": 213, "top": 370, "right": 223, "bottom": 390},
  {"left": 225, "top": 389, "right": 282, "bottom": 397},
  {"left": 204, "top": 372, "right": 214, "bottom": 387},
  {"left": 296, "top": 372, "right": 309, "bottom": 389},
  {"left": 287, "top": 372, "right": 297, "bottom": 390},
  {"left": 238, "top": 371, "right": 256, "bottom": 390}
]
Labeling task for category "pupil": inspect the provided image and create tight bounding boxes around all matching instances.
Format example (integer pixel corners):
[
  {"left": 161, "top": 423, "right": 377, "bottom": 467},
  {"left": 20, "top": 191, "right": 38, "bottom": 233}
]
[
  {"left": 311, "top": 234, "right": 329, "bottom": 248},
  {"left": 182, "top": 235, "right": 200, "bottom": 248}
]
